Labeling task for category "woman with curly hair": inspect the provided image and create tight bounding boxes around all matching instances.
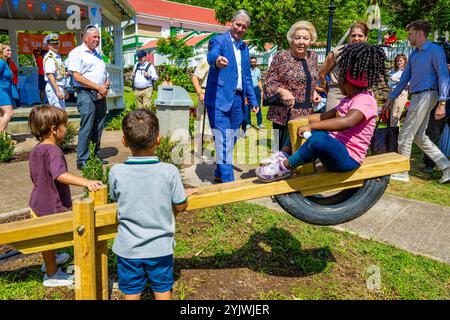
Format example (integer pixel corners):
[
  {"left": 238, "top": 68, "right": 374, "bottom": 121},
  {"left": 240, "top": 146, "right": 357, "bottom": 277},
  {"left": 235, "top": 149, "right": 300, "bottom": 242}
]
[{"left": 257, "top": 43, "right": 387, "bottom": 182}]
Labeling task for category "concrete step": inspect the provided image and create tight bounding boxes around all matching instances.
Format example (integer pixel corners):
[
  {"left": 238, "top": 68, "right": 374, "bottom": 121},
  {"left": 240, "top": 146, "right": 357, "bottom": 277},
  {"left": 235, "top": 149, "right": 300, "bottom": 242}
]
[{"left": 8, "top": 106, "right": 80, "bottom": 134}]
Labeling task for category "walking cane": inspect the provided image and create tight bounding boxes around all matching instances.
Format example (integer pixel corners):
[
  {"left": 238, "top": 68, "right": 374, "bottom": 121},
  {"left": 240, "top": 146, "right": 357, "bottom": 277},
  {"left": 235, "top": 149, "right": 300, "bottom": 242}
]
[{"left": 200, "top": 101, "right": 207, "bottom": 158}]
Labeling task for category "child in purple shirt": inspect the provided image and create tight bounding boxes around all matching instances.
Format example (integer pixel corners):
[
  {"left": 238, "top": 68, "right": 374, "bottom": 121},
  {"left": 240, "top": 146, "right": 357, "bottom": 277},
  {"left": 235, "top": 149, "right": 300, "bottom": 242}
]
[{"left": 28, "top": 105, "right": 103, "bottom": 287}]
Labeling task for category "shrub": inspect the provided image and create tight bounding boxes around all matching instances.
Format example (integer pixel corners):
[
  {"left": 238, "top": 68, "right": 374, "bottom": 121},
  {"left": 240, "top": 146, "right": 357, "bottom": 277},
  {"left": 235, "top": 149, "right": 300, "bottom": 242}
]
[
  {"left": 105, "top": 102, "right": 138, "bottom": 131},
  {"left": 82, "top": 143, "right": 110, "bottom": 197},
  {"left": 60, "top": 122, "right": 77, "bottom": 151},
  {"left": 156, "top": 64, "right": 195, "bottom": 93},
  {"left": 155, "top": 136, "right": 185, "bottom": 170},
  {"left": 0, "top": 132, "right": 15, "bottom": 162},
  {"left": 105, "top": 109, "right": 128, "bottom": 131}
]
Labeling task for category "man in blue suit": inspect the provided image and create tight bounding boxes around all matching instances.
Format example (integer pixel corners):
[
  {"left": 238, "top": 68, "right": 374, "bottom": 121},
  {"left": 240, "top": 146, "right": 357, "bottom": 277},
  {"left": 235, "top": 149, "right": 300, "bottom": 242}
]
[{"left": 205, "top": 9, "right": 259, "bottom": 183}]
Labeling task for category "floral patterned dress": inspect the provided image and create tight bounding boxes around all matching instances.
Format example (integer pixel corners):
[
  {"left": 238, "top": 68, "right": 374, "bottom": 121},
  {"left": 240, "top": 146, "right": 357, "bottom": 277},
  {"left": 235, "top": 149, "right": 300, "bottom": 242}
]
[{"left": 264, "top": 50, "right": 319, "bottom": 126}]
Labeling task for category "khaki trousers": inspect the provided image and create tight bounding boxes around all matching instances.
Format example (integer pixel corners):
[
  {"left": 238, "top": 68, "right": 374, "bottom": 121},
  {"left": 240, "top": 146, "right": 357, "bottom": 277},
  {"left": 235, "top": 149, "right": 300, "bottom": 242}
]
[
  {"left": 398, "top": 90, "right": 450, "bottom": 171},
  {"left": 134, "top": 87, "right": 153, "bottom": 109},
  {"left": 390, "top": 90, "right": 408, "bottom": 127}
]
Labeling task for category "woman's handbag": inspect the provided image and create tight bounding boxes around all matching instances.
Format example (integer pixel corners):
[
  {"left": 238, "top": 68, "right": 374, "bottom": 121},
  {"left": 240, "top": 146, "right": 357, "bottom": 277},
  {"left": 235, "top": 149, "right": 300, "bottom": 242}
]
[{"left": 370, "top": 115, "right": 399, "bottom": 155}]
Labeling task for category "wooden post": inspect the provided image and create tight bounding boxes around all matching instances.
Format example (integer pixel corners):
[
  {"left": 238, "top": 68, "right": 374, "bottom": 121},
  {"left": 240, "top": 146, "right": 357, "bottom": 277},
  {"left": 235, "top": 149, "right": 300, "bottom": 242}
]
[
  {"left": 73, "top": 198, "right": 96, "bottom": 300},
  {"left": 89, "top": 186, "right": 108, "bottom": 207},
  {"left": 288, "top": 119, "right": 315, "bottom": 175},
  {"left": 89, "top": 186, "right": 109, "bottom": 300}
]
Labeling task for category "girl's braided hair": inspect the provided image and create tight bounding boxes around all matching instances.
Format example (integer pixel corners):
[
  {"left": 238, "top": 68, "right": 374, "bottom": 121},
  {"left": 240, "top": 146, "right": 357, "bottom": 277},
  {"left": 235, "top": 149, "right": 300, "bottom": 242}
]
[{"left": 338, "top": 42, "right": 387, "bottom": 89}]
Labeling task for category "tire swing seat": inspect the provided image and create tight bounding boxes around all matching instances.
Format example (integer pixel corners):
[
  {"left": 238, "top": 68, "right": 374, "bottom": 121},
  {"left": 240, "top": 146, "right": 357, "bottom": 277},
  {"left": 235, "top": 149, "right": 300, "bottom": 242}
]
[{"left": 187, "top": 119, "right": 410, "bottom": 225}]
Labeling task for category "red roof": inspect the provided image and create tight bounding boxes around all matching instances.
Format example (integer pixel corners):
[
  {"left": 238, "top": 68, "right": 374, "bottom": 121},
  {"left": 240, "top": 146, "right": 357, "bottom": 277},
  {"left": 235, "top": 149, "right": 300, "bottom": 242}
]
[
  {"left": 128, "top": 0, "right": 229, "bottom": 27},
  {"left": 140, "top": 33, "right": 189, "bottom": 50},
  {"left": 184, "top": 33, "right": 212, "bottom": 46}
]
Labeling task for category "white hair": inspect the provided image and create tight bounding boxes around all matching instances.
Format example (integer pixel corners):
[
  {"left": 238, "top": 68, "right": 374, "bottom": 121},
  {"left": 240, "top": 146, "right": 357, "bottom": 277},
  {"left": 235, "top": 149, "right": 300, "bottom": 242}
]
[
  {"left": 83, "top": 24, "right": 99, "bottom": 36},
  {"left": 286, "top": 21, "right": 317, "bottom": 46},
  {"left": 232, "top": 9, "right": 251, "bottom": 25}
]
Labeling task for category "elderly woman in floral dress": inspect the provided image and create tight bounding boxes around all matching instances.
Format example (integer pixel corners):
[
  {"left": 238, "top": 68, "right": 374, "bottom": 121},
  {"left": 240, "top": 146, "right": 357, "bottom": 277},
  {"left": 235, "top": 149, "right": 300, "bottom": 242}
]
[{"left": 263, "top": 21, "right": 321, "bottom": 160}]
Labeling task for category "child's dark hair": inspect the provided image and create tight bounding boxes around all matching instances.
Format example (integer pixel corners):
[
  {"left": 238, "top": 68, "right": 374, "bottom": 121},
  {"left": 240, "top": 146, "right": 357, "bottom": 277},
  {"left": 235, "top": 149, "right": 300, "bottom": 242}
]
[
  {"left": 122, "top": 109, "right": 159, "bottom": 151},
  {"left": 338, "top": 42, "right": 387, "bottom": 89},
  {"left": 28, "top": 105, "right": 68, "bottom": 140}
]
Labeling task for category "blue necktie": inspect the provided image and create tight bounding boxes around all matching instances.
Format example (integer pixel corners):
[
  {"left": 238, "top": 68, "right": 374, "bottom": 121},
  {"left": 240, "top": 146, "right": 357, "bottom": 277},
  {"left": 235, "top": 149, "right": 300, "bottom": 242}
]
[{"left": 92, "top": 50, "right": 102, "bottom": 60}]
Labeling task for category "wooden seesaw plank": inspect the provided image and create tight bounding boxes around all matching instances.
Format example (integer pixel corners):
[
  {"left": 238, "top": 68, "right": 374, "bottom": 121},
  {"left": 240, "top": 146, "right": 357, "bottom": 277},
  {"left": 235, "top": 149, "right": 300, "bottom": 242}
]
[
  {"left": 1, "top": 153, "right": 409, "bottom": 254},
  {"left": 186, "top": 152, "right": 409, "bottom": 211}
]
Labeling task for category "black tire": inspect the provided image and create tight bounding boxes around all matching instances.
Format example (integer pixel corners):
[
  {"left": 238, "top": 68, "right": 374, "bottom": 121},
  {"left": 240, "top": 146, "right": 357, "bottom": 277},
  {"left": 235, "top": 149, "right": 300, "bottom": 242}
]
[{"left": 274, "top": 176, "right": 390, "bottom": 226}]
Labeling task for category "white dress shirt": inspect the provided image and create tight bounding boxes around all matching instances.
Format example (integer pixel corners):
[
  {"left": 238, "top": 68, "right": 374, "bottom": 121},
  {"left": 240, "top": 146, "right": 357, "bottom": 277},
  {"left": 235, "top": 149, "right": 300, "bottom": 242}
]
[
  {"left": 67, "top": 43, "right": 109, "bottom": 87},
  {"left": 43, "top": 49, "right": 66, "bottom": 87},
  {"left": 230, "top": 33, "right": 243, "bottom": 91}
]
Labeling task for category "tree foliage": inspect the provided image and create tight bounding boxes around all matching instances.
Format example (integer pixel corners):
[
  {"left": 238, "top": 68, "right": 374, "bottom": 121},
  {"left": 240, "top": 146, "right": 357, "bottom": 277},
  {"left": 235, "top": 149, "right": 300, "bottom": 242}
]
[
  {"left": 156, "top": 35, "right": 195, "bottom": 66},
  {"left": 382, "top": 0, "right": 450, "bottom": 32},
  {"left": 173, "top": 0, "right": 450, "bottom": 47},
  {"left": 212, "top": 0, "right": 368, "bottom": 50}
]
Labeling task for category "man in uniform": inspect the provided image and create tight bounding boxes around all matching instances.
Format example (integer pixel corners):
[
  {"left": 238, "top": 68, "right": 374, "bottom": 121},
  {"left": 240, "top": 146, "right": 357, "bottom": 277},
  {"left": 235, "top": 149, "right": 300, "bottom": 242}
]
[
  {"left": 43, "top": 33, "right": 68, "bottom": 109},
  {"left": 68, "top": 25, "right": 110, "bottom": 170}
]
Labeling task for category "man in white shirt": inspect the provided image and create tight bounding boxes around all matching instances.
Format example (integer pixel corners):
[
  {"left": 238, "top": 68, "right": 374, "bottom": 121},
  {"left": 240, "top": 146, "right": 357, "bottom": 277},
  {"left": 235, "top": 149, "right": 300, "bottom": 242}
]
[
  {"left": 131, "top": 50, "right": 158, "bottom": 109},
  {"left": 43, "top": 33, "right": 67, "bottom": 109},
  {"left": 68, "top": 24, "right": 110, "bottom": 170}
]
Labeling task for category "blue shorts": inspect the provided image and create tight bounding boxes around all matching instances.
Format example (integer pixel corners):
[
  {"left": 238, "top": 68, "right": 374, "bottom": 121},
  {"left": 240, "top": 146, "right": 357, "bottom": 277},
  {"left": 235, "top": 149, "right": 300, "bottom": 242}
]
[{"left": 117, "top": 254, "right": 174, "bottom": 295}]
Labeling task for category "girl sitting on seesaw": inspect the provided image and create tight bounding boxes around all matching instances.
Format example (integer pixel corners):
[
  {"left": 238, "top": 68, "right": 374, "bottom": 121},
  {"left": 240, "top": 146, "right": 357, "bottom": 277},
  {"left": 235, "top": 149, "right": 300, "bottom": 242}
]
[{"left": 257, "top": 42, "right": 386, "bottom": 182}]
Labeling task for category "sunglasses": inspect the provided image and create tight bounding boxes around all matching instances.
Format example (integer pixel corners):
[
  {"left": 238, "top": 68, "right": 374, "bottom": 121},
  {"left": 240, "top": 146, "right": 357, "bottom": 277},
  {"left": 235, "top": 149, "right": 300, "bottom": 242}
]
[{"left": 83, "top": 24, "right": 98, "bottom": 35}]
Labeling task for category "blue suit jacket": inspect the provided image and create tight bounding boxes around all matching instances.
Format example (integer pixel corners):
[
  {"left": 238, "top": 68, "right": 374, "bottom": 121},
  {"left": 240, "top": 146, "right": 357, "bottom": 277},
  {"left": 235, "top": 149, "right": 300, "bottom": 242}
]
[{"left": 204, "top": 31, "right": 259, "bottom": 112}]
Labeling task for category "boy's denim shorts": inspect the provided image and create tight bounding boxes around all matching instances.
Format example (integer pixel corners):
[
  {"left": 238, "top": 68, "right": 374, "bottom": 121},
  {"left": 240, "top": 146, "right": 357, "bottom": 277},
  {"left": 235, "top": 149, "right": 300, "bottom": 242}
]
[{"left": 117, "top": 254, "right": 174, "bottom": 294}]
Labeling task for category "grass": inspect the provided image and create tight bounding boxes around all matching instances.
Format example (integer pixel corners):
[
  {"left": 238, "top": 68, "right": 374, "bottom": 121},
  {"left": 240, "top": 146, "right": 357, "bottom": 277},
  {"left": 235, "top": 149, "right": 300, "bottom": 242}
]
[{"left": 1, "top": 202, "right": 449, "bottom": 300}]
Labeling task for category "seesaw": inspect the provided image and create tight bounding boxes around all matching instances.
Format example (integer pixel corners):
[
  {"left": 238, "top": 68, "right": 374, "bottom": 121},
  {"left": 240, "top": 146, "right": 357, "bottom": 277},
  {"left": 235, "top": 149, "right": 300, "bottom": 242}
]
[
  {"left": 0, "top": 121, "right": 409, "bottom": 300},
  {"left": 187, "top": 119, "right": 410, "bottom": 225}
]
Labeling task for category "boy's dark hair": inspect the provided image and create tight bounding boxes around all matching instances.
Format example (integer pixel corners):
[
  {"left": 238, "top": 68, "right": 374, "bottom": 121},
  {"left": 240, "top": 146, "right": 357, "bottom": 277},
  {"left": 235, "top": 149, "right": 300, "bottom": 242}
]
[
  {"left": 122, "top": 109, "right": 159, "bottom": 151},
  {"left": 28, "top": 105, "right": 68, "bottom": 140},
  {"left": 338, "top": 42, "right": 387, "bottom": 89},
  {"left": 406, "top": 20, "right": 431, "bottom": 36},
  {"left": 250, "top": 56, "right": 257, "bottom": 61}
]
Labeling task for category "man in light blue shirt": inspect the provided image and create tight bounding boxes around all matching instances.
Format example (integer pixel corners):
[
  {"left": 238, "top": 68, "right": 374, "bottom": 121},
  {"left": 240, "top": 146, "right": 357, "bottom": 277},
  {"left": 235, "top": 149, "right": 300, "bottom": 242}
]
[
  {"left": 382, "top": 20, "right": 450, "bottom": 184},
  {"left": 243, "top": 57, "right": 264, "bottom": 131}
]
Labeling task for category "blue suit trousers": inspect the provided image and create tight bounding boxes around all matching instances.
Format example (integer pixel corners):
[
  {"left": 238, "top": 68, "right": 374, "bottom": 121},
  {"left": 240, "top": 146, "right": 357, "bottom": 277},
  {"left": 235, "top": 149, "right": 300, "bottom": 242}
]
[{"left": 206, "top": 92, "right": 244, "bottom": 182}]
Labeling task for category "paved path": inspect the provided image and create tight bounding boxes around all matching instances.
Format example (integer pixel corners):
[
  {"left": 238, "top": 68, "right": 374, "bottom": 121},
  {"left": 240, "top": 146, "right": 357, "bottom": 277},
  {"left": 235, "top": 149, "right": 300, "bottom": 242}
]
[
  {"left": 183, "top": 159, "right": 450, "bottom": 265},
  {"left": 1, "top": 128, "right": 449, "bottom": 265}
]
